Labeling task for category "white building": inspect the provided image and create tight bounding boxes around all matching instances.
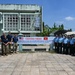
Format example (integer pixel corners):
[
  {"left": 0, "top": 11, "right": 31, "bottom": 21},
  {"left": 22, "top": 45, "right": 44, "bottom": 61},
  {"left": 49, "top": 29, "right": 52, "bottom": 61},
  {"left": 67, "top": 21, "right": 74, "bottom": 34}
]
[{"left": 0, "top": 4, "right": 43, "bottom": 36}]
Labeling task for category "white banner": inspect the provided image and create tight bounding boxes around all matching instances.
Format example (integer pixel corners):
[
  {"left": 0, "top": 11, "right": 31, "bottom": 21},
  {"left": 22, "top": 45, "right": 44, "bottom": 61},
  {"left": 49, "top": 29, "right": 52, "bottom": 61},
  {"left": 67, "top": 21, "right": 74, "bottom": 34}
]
[{"left": 17, "top": 37, "right": 55, "bottom": 44}]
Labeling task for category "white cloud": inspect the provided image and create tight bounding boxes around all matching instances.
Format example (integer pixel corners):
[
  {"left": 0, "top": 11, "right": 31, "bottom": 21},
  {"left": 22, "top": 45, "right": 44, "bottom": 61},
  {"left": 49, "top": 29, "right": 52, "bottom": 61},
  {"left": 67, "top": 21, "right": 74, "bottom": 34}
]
[
  {"left": 65, "top": 16, "right": 75, "bottom": 21},
  {"left": 55, "top": 21, "right": 64, "bottom": 24}
]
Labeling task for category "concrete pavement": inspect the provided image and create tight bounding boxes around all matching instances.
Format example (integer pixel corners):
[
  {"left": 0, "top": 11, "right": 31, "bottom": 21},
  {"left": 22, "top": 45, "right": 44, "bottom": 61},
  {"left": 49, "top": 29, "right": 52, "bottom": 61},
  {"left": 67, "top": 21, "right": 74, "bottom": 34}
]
[{"left": 0, "top": 52, "right": 75, "bottom": 75}]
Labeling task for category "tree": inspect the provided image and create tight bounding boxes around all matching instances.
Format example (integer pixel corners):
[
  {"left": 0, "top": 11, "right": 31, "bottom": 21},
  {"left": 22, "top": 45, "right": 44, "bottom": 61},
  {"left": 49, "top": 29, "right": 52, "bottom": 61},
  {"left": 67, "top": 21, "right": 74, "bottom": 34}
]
[
  {"left": 59, "top": 25, "right": 61, "bottom": 28},
  {"left": 42, "top": 22, "right": 45, "bottom": 31},
  {"left": 58, "top": 24, "right": 64, "bottom": 30},
  {"left": 68, "top": 29, "right": 72, "bottom": 31},
  {"left": 61, "top": 24, "right": 64, "bottom": 30},
  {"left": 53, "top": 23, "right": 57, "bottom": 28},
  {"left": 36, "top": 22, "right": 66, "bottom": 36}
]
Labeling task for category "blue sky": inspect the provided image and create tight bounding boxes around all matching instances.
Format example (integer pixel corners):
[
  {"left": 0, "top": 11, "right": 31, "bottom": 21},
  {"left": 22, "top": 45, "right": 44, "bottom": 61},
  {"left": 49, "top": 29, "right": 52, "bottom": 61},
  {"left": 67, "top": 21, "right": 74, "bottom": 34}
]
[{"left": 0, "top": 0, "right": 75, "bottom": 30}]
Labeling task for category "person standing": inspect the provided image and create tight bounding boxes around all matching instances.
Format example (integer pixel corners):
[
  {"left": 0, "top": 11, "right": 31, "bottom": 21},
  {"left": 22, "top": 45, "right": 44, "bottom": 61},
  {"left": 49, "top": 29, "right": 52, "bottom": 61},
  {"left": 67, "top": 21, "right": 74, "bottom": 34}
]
[
  {"left": 1, "top": 34, "right": 9, "bottom": 56},
  {"left": 1, "top": 33, "right": 6, "bottom": 55},
  {"left": 13, "top": 34, "right": 18, "bottom": 53},
  {"left": 58, "top": 34, "right": 64, "bottom": 54},
  {"left": 63, "top": 35, "right": 69, "bottom": 54},
  {"left": 67, "top": 36, "right": 70, "bottom": 55},
  {"left": 6, "top": 32, "right": 13, "bottom": 54},
  {"left": 53, "top": 35, "right": 59, "bottom": 53},
  {"left": 69, "top": 35, "right": 74, "bottom": 55},
  {"left": 73, "top": 37, "right": 75, "bottom": 56}
]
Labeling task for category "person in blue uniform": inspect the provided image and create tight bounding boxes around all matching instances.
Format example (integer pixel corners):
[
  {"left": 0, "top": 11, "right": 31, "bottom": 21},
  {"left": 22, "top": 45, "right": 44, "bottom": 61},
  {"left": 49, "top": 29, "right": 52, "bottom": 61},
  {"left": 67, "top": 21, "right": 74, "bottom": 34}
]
[
  {"left": 73, "top": 37, "right": 75, "bottom": 56},
  {"left": 67, "top": 36, "right": 70, "bottom": 55},
  {"left": 58, "top": 34, "right": 64, "bottom": 54},
  {"left": 53, "top": 35, "right": 59, "bottom": 53},
  {"left": 13, "top": 34, "right": 18, "bottom": 53},
  {"left": 63, "top": 35, "right": 69, "bottom": 54},
  {"left": 6, "top": 32, "right": 13, "bottom": 53},
  {"left": 69, "top": 35, "right": 74, "bottom": 55}
]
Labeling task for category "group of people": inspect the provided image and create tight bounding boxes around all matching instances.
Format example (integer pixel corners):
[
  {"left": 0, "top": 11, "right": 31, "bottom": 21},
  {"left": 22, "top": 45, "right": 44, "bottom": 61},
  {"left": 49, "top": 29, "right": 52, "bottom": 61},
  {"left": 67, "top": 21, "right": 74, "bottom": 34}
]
[
  {"left": 0, "top": 32, "right": 18, "bottom": 56},
  {"left": 53, "top": 34, "right": 75, "bottom": 56}
]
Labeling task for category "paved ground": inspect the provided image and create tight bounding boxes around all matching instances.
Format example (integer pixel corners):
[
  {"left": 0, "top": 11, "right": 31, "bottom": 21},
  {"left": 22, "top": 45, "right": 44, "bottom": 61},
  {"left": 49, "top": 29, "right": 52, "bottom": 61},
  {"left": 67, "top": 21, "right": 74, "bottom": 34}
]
[{"left": 0, "top": 52, "right": 75, "bottom": 75}]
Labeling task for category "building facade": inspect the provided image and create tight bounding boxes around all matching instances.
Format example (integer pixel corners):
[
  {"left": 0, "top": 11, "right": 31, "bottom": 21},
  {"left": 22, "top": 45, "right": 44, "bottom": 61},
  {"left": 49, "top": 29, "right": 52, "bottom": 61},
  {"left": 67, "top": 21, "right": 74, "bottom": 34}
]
[{"left": 0, "top": 4, "right": 43, "bottom": 36}]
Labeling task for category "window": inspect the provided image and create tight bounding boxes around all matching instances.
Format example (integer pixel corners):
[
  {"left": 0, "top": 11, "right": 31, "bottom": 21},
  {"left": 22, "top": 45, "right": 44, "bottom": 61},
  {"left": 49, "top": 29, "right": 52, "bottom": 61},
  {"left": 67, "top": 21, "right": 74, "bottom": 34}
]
[
  {"left": 4, "top": 14, "right": 18, "bottom": 31},
  {"left": 21, "top": 14, "right": 31, "bottom": 31}
]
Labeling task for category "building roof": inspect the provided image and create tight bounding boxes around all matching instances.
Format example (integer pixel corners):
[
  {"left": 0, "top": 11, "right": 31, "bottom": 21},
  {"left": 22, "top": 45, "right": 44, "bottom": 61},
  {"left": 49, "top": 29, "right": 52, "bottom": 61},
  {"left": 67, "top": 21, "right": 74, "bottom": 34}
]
[
  {"left": 65, "top": 31, "right": 75, "bottom": 35},
  {"left": 0, "top": 4, "right": 41, "bottom": 11},
  {"left": 54, "top": 30, "right": 68, "bottom": 35}
]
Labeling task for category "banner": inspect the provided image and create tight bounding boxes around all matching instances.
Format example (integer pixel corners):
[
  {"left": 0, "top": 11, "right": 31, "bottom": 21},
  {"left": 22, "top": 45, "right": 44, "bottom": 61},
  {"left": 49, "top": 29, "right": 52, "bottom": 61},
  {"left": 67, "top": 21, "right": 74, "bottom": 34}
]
[{"left": 17, "top": 37, "right": 55, "bottom": 44}]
